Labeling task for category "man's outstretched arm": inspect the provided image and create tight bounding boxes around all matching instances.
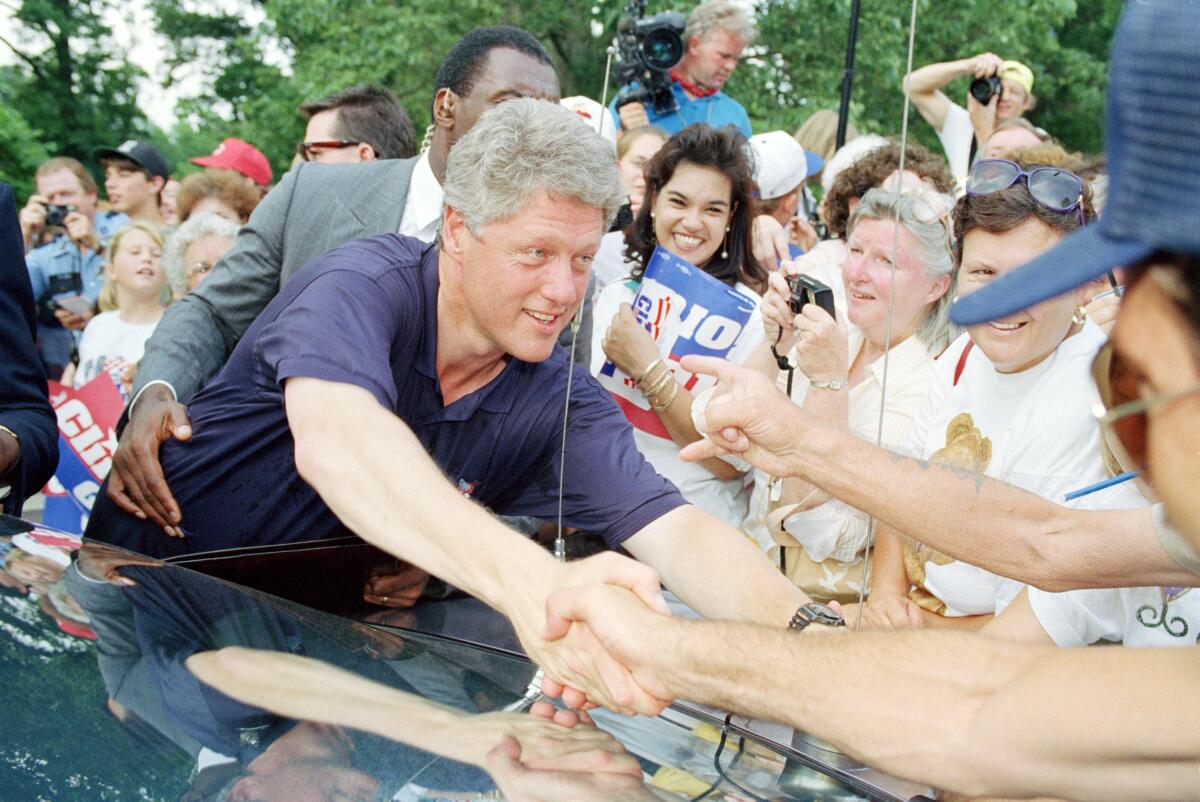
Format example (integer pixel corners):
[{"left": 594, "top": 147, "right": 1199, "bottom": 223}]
[
  {"left": 624, "top": 504, "right": 808, "bottom": 626},
  {"left": 679, "top": 356, "right": 1198, "bottom": 592},
  {"left": 284, "top": 376, "right": 669, "bottom": 716},
  {"left": 548, "top": 585, "right": 1200, "bottom": 802}
]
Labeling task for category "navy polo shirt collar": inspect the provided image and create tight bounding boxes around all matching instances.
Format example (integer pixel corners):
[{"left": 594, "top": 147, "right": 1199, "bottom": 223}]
[{"left": 414, "top": 247, "right": 527, "bottom": 419}]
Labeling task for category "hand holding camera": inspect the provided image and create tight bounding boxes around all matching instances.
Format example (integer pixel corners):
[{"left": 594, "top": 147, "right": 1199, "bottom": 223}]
[
  {"left": 786, "top": 274, "right": 847, "bottom": 387},
  {"left": 61, "top": 209, "right": 98, "bottom": 253},
  {"left": 18, "top": 194, "right": 49, "bottom": 245}
]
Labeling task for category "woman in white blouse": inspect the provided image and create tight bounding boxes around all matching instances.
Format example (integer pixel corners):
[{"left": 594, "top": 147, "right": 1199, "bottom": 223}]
[{"left": 754, "top": 187, "right": 957, "bottom": 601}]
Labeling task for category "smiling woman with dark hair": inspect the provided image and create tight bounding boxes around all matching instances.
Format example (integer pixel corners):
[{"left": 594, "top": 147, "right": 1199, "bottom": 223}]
[{"left": 590, "top": 123, "right": 772, "bottom": 528}]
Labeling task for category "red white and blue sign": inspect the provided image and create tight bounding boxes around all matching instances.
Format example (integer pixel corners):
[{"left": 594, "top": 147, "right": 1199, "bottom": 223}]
[
  {"left": 597, "top": 246, "right": 756, "bottom": 440},
  {"left": 41, "top": 376, "right": 123, "bottom": 534}
]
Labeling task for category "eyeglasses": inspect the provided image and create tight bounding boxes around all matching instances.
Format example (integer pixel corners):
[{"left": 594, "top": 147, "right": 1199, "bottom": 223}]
[
  {"left": 296, "top": 140, "right": 361, "bottom": 161},
  {"left": 1091, "top": 340, "right": 1200, "bottom": 472},
  {"left": 186, "top": 261, "right": 214, "bottom": 279},
  {"left": 966, "top": 159, "right": 1086, "bottom": 225}
]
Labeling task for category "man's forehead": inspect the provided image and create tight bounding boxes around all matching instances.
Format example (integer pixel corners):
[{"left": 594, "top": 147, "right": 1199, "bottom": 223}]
[
  {"left": 473, "top": 47, "right": 559, "bottom": 100},
  {"left": 39, "top": 170, "right": 86, "bottom": 191}
]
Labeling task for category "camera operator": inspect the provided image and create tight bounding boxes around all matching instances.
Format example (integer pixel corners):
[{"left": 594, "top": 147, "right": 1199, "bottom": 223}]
[
  {"left": 610, "top": 0, "right": 754, "bottom": 137},
  {"left": 904, "top": 52, "right": 1037, "bottom": 184},
  {"left": 21, "top": 157, "right": 128, "bottom": 379}
]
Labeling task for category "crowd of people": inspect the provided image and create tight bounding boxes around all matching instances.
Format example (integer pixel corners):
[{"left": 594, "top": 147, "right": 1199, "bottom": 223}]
[{"left": 1, "top": 0, "right": 1198, "bottom": 799}]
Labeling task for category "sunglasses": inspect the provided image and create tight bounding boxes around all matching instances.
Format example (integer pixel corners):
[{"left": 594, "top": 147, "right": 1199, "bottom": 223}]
[
  {"left": 296, "top": 140, "right": 361, "bottom": 161},
  {"left": 966, "top": 159, "right": 1085, "bottom": 225},
  {"left": 1091, "top": 340, "right": 1200, "bottom": 473}
]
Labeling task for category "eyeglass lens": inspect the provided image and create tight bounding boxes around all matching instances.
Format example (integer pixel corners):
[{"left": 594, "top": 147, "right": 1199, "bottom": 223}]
[
  {"left": 1027, "top": 169, "right": 1080, "bottom": 210},
  {"left": 1098, "top": 343, "right": 1148, "bottom": 470}
]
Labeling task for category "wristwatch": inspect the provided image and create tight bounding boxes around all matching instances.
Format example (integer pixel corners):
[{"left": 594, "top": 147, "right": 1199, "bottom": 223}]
[{"left": 788, "top": 602, "right": 846, "bottom": 632}]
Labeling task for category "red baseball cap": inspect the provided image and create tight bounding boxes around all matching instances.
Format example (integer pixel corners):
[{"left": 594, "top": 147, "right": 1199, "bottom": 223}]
[{"left": 190, "top": 138, "right": 273, "bottom": 186}]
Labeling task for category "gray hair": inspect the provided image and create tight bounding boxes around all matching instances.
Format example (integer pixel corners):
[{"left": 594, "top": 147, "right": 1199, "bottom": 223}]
[
  {"left": 685, "top": 0, "right": 757, "bottom": 45},
  {"left": 442, "top": 98, "right": 624, "bottom": 235},
  {"left": 847, "top": 187, "right": 957, "bottom": 352},
  {"left": 163, "top": 212, "right": 240, "bottom": 295}
]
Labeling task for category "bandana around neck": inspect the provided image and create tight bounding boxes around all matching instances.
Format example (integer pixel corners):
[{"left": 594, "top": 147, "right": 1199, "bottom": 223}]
[{"left": 669, "top": 67, "right": 719, "bottom": 99}]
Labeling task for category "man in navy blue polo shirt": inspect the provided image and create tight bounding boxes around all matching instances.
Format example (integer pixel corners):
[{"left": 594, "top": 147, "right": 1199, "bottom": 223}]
[{"left": 86, "top": 99, "right": 807, "bottom": 715}]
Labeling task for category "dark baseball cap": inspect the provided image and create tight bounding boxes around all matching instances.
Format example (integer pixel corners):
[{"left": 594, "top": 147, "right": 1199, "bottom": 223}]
[
  {"left": 950, "top": 0, "right": 1200, "bottom": 326},
  {"left": 94, "top": 140, "right": 171, "bottom": 180}
]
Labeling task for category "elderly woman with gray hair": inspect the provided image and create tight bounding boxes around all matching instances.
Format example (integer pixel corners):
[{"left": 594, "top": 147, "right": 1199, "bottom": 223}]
[
  {"left": 748, "top": 187, "right": 957, "bottom": 602},
  {"left": 163, "top": 212, "right": 240, "bottom": 297}
]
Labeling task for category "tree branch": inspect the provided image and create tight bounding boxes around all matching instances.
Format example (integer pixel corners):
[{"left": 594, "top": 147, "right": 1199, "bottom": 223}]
[{"left": 0, "top": 33, "right": 47, "bottom": 80}]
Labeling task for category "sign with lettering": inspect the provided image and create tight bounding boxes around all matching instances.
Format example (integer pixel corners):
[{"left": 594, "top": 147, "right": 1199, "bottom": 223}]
[
  {"left": 41, "top": 376, "right": 123, "bottom": 534},
  {"left": 597, "top": 246, "right": 757, "bottom": 439}
]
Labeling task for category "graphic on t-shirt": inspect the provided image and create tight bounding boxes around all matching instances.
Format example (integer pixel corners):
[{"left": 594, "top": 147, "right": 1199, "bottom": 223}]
[
  {"left": 1136, "top": 587, "right": 1196, "bottom": 641},
  {"left": 904, "top": 412, "right": 993, "bottom": 614}
]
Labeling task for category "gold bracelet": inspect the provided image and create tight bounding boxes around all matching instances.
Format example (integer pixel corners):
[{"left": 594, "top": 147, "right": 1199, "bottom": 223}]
[
  {"left": 650, "top": 378, "right": 678, "bottom": 411},
  {"left": 639, "top": 364, "right": 673, "bottom": 399},
  {"left": 635, "top": 357, "right": 665, "bottom": 385}
]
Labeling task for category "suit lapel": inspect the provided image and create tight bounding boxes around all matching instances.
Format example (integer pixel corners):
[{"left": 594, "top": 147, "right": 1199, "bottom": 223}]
[{"left": 342, "top": 158, "right": 415, "bottom": 235}]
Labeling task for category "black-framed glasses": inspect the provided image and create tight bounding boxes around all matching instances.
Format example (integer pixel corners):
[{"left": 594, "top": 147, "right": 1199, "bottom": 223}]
[
  {"left": 966, "top": 158, "right": 1086, "bottom": 225},
  {"left": 296, "top": 140, "right": 361, "bottom": 161},
  {"left": 1092, "top": 340, "right": 1200, "bottom": 472}
]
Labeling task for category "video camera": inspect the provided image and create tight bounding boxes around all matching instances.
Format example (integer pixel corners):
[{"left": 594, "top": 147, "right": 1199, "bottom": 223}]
[{"left": 613, "top": 0, "right": 686, "bottom": 117}]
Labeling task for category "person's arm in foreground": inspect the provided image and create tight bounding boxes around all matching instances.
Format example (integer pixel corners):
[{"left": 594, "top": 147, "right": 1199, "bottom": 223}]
[
  {"left": 108, "top": 164, "right": 306, "bottom": 533},
  {"left": 622, "top": 504, "right": 809, "bottom": 626},
  {"left": 186, "top": 647, "right": 642, "bottom": 780},
  {"left": 284, "top": 376, "right": 669, "bottom": 716},
  {"left": 546, "top": 585, "right": 1200, "bottom": 802},
  {"left": 680, "top": 356, "right": 1199, "bottom": 591}
]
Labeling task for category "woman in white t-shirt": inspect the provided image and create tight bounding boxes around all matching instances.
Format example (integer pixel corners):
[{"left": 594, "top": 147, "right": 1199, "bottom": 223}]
[
  {"left": 591, "top": 124, "right": 771, "bottom": 527},
  {"left": 753, "top": 187, "right": 956, "bottom": 602},
  {"left": 66, "top": 222, "right": 168, "bottom": 394},
  {"left": 861, "top": 158, "right": 1117, "bottom": 630}
]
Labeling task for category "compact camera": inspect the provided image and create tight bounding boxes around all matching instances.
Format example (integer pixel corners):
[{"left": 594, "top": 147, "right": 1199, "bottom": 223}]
[
  {"left": 969, "top": 75, "right": 1002, "bottom": 105},
  {"left": 44, "top": 203, "right": 75, "bottom": 227},
  {"left": 787, "top": 274, "right": 836, "bottom": 319},
  {"left": 613, "top": 0, "right": 686, "bottom": 117}
]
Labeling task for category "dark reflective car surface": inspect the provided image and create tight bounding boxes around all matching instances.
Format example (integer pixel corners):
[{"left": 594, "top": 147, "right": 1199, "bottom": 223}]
[{"left": 0, "top": 515, "right": 929, "bottom": 801}]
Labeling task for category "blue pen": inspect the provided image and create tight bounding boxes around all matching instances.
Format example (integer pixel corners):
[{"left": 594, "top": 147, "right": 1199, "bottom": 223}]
[{"left": 1063, "top": 471, "right": 1138, "bottom": 501}]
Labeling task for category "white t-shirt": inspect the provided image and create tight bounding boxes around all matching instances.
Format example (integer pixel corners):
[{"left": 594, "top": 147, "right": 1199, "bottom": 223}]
[
  {"left": 904, "top": 322, "right": 1111, "bottom": 617},
  {"left": 590, "top": 277, "right": 765, "bottom": 527},
  {"left": 1029, "top": 500, "right": 1200, "bottom": 648},
  {"left": 74, "top": 310, "right": 161, "bottom": 389},
  {"left": 937, "top": 101, "right": 974, "bottom": 188},
  {"left": 590, "top": 231, "right": 634, "bottom": 302}
]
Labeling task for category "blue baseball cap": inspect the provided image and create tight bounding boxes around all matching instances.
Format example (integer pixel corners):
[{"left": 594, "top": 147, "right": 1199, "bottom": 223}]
[{"left": 951, "top": 1, "right": 1200, "bottom": 326}]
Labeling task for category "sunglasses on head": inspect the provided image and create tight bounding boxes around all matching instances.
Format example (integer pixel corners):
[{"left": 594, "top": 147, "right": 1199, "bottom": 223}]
[
  {"left": 966, "top": 159, "right": 1086, "bottom": 225},
  {"left": 1092, "top": 340, "right": 1200, "bottom": 474}
]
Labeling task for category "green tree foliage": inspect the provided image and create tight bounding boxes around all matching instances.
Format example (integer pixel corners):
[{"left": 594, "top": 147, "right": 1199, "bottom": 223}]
[
  {"left": 0, "top": 70, "right": 51, "bottom": 201},
  {"left": 731, "top": 0, "right": 1117, "bottom": 155},
  {"left": 0, "top": 0, "right": 149, "bottom": 188}
]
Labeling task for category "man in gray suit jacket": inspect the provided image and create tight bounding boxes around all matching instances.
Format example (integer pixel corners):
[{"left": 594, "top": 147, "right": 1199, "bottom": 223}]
[{"left": 110, "top": 27, "right": 581, "bottom": 540}]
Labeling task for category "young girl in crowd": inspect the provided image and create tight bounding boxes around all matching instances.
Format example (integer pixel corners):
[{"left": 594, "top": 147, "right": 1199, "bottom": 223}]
[
  {"left": 66, "top": 222, "right": 168, "bottom": 393},
  {"left": 754, "top": 187, "right": 956, "bottom": 602},
  {"left": 860, "top": 159, "right": 1121, "bottom": 629},
  {"left": 590, "top": 123, "right": 770, "bottom": 528}
]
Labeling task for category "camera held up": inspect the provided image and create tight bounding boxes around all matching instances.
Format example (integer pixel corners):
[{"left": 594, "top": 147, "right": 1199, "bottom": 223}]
[
  {"left": 44, "top": 203, "right": 75, "bottom": 228},
  {"left": 613, "top": 0, "right": 686, "bottom": 117},
  {"left": 787, "top": 274, "right": 836, "bottom": 320},
  {"left": 969, "top": 75, "right": 1002, "bottom": 105}
]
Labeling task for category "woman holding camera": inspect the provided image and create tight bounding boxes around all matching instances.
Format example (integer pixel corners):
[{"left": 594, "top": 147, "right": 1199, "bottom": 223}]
[
  {"left": 590, "top": 123, "right": 770, "bottom": 528},
  {"left": 756, "top": 187, "right": 956, "bottom": 601}
]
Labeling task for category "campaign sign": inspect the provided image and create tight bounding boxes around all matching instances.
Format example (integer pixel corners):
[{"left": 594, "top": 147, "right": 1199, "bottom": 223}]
[
  {"left": 597, "top": 246, "right": 756, "bottom": 439},
  {"left": 41, "top": 375, "right": 123, "bottom": 534}
]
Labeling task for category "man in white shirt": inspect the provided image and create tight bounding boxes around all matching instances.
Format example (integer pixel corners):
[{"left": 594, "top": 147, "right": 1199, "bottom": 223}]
[{"left": 904, "top": 52, "right": 1037, "bottom": 183}]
